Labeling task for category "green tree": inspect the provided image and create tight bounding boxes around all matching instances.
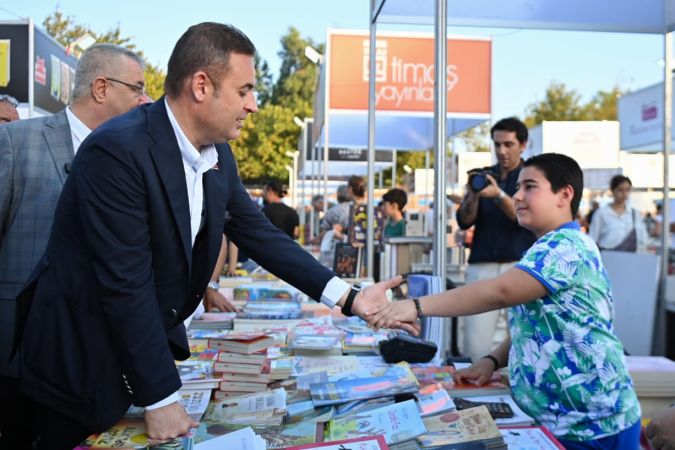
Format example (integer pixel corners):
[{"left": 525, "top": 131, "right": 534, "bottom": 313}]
[
  {"left": 582, "top": 86, "right": 626, "bottom": 121},
  {"left": 523, "top": 81, "right": 586, "bottom": 128},
  {"left": 232, "top": 27, "right": 323, "bottom": 182},
  {"left": 42, "top": 8, "right": 165, "bottom": 100},
  {"left": 524, "top": 81, "right": 627, "bottom": 128}
]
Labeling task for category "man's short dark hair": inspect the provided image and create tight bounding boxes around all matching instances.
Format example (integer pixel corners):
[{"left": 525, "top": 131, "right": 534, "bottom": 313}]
[
  {"left": 609, "top": 174, "right": 632, "bottom": 191},
  {"left": 491, "top": 117, "right": 528, "bottom": 144},
  {"left": 165, "top": 22, "right": 256, "bottom": 97},
  {"left": 382, "top": 188, "right": 407, "bottom": 211},
  {"left": 265, "top": 180, "right": 287, "bottom": 198},
  {"left": 524, "top": 153, "right": 583, "bottom": 217}
]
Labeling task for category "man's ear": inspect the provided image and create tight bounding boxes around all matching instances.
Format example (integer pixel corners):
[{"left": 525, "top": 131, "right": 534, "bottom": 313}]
[
  {"left": 191, "top": 71, "right": 209, "bottom": 102},
  {"left": 91, "top": 77, "right": 107, "bottom": 104}
]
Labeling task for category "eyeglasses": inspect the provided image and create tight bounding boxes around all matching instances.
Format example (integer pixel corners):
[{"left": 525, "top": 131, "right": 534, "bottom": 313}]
[
  {"left": 0, "top": 94, "right": 19, "bottom": 108},
  {"left": 105, "top": 77, "right": 146, "bottom": 97}
]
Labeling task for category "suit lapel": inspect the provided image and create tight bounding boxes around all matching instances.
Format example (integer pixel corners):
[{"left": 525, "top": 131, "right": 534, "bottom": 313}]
[
  {"left": 43, "top": 109, "right": 74, "bottom": 184},
  {"left": 203, "top": 164, "right": 229, "bottom": 250},
  {"left": 146, "top": 99, "right": 193, "bottom": 267}
]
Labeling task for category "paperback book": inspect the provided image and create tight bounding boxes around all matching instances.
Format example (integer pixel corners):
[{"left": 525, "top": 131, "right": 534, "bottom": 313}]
[
  {"left": 417, "top": 406, "right": 506, "bottom": 449},
  {"left": 310, "top": 362, "right": 418, "bottom": 406},
  {"left": 326, "top": 399, "right": 425, "bottom": 445}
]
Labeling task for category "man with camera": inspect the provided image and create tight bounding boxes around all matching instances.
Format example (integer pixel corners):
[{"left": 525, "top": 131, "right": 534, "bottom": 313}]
[{"left": 456, "top": 117, "right": 536, "bottom": 362}]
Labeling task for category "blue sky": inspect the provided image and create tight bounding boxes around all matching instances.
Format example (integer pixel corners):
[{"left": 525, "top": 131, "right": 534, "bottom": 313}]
[{"left": 0, "top": 0, "right": 666, "bottom": 121}]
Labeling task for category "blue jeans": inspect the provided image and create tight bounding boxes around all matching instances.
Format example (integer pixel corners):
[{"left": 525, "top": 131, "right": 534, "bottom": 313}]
[{"left": 557, "top": 420, "right": 641, "bottom": 450}]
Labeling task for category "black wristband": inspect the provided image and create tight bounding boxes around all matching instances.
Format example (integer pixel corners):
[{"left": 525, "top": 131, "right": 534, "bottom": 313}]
[
  {"left": 412, "top": 297, "right": 423, "bottom": 318},
  {"left": 482, "top": 354, "right": 499, "bottom": 371},
  {"left": 341, "top": 285, "right": 360, "bottom": 317}
]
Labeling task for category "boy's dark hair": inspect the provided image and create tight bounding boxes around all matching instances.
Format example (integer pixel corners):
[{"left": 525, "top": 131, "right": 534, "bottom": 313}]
[
  {"left": 491, "top": 116, "right": 528, "bottom": 144},
  {"left": 524, "top": 153, "right": 583, "bottom": 216},
  {"left": 609, "top": 174, "right": 632, "bottom": 191},
  {"left": 382, "top": 188, "right": 407, "bottom": 211},
  {"left": 348, "top": 175, "right": 366, "bottom": 198},
  {"left": 264, "top": 180, "right": 287, "bottom": 198}
]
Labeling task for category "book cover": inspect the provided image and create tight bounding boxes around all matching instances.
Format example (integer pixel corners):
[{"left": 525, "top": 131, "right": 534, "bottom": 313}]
[
  {"left": 310, "top": 362, "right": 418, "bottom": 406},
  {"left": 194, "top": 421, "right": 321, "bottom": 449},
  {"left": 191, "top": 426, "right": 265, "bottom": 450},
  {"left": 290, "top": 335, "right": 341, "bottom": 351},
  {"left": 499, "top": 426, "right": 565, "bottom": 449},
  {"left": 415, "top": 383, "right": 455, "bottom": 417},
  {"left": 417, "top": 406, "right": 504, "bottom": 448},
  {"left": 178, "top": 389, "right": 212, "bottom": 422},
  {"left": 457, "top": 395, "right": 534, "bottom": 427},
  {"left": 285, "top": 436, "right": 389, "bottom": 450},
  {"left": 412, "top": 366, "right": 510, "bottom": 395},
  {"left": 327, "top": 400, "right": 425, "bottom": 445},
  {"left": 292, "top": 355, "right": 360, "bottom": 377},
  {"left": 333, "top": 243, "right": 359, "bottom": 278},
  {"left": 91, "top": 419, "right": 194, "bottom": 449}
]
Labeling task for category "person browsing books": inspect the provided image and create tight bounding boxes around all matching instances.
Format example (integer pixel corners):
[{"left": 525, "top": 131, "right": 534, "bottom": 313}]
[
  {"left": 369, "top": 153, "right": 641, "bottom": 449},
  {"left": 15, "top": 23, "right": 416, "bottom": 450}
]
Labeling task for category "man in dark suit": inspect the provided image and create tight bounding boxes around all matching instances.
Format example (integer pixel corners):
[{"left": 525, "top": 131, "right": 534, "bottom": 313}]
[
  {"left": 0, "top": 44, "right": 147, "bottom": 450},
  {"left": 16, "top": 23, "right": 414, "bottom": 449}
]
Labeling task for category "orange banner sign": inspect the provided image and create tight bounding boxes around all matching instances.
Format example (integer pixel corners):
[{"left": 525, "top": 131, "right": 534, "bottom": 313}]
[{"left": 329, "top": 31, "right": 491, "bottom": 114}]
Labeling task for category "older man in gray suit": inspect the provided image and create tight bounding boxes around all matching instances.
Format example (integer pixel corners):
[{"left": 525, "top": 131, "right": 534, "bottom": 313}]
[{"left": 0, "top": 43, "right": 146, "bottom": 450}]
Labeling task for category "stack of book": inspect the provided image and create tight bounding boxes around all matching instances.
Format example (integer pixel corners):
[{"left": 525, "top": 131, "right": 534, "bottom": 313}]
[
  {"left": 626, "top": 355, "right": 675, "bottom": 397},
  {"left": 341, "top": 332, "right": 388, "bottom": 355},
  {"left": 189, "top": 311, "right": 236, "bottom": 330},
  {"left": 418, "top": 405, "right": 507, "bottom": 449},
  {"left": 233, "top": 300, "right": 305, "bottom": 331},
  {"left": 208, "top": 332, "right": 293, "bottom": 400},
  {"left": 289, "top": 324, "right": 343, "bottom": 356},
  {"left": 309, "top": 362, "right": 419, "bottom": 407}
]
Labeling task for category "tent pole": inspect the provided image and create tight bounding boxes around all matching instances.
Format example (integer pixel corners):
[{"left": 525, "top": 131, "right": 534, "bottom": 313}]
[
  {"left": 366, "top": 0, "right": 378, "bottom": 279},
  {"left": 433, "top": 0, "right": 448, "bottom": 279},
  {"left": 657, "top": 31, "right": 672, "bottom": 356}
]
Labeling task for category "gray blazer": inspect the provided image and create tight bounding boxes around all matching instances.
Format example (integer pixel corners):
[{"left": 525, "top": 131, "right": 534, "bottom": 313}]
[{"left": 0, "top": 109, "right": 73, "bottom": 376}]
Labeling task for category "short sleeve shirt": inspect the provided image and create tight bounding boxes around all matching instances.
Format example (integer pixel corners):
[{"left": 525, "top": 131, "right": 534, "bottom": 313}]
[{"left": 511, "top": 222, "right": 640, "bottom": 441}]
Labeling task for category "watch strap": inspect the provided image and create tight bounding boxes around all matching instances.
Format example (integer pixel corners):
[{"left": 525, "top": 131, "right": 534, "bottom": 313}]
[{"left": 341, "top": 285, "right": 361, "bottom": 317}]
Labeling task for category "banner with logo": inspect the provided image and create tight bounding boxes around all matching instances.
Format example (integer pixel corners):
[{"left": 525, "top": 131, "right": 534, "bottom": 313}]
[
  {"left": 618, "top": 79, "right": 675, "bottom": 151},
  {"left": 328, "top": 31, "right": 491, "bottom": 114}
]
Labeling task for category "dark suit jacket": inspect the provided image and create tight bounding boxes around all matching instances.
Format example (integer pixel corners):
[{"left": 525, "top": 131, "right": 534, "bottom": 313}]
[
  {"left": 0, "top": 110, "right": 73, "bottom": 377},
  {"left": 17, "top": 99, "right": 335, "bottom": 431}
]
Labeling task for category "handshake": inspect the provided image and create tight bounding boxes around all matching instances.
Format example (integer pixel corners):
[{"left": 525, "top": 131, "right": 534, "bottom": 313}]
[{"left": 348, "top": 275, "right": 424, "bottom": 336}]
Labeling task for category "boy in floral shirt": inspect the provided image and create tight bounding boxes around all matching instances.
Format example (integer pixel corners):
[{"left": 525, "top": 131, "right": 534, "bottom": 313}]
[{"left": 369, "top": 153, "right": 640, "bottom": 449}]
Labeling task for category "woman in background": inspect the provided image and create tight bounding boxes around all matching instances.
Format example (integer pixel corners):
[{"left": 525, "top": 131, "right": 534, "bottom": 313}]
[{"left": 588, "top": 175, "right": 647, "bottom": 252}]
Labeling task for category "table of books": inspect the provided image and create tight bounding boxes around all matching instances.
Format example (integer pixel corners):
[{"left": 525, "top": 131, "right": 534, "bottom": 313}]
[{"left": 77, "top": 277, "right": 570, "bottom": 449}]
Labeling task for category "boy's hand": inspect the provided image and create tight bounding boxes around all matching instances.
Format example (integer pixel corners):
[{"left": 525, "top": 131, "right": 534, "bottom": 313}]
[
  {"left": 646, "top": 406, "right": 675, "bottom": 449},
  {"left": 453, "top": 358, "right": 495, "bottom": 386},
  {"left": 368, "top": 299, "right": 418, "bottom": 330}
]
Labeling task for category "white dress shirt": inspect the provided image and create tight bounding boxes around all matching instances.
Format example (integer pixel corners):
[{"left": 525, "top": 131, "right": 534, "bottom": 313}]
[{"left": 65, "top": 106, "right": 92, "bottom": 154}]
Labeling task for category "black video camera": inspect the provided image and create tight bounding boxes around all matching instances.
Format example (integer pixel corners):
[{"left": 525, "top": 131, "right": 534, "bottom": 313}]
[{"left": 467, "top": 167, "right": 496, "bottom": 193}]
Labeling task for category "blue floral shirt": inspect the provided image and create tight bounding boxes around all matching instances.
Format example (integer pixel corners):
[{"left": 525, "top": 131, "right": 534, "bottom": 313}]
[{"left": 511, "top": 222, "right": 640, "bottom": 441}]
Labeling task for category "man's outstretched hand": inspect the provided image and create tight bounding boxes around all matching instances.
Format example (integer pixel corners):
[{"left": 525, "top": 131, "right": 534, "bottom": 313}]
[{"left": 350, "top": 275, "right": 421, "bottom": 336}]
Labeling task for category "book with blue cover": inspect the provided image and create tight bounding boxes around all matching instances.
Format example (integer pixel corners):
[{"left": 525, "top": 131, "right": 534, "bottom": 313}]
[
  {"left": 326, "top": 399, "right": 425, "bottom": 445},
  {"left": 309, "top": 362, "right": 418, "bottom": 406}
]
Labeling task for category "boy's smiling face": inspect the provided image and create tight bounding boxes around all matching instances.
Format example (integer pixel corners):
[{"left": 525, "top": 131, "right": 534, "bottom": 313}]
[{"left": 514, "top": 166, "right": 574, "bottom": 237}]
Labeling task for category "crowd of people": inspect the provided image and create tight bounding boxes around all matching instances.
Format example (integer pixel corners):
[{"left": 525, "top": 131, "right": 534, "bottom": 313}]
[{"left": 0, "top": 19, "right": 674, "bottom": 450}]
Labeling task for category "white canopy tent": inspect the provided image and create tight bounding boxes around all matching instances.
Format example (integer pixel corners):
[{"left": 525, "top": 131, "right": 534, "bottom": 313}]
[{"left": 370, "top": 0, "right": 675, "bottom": 353}]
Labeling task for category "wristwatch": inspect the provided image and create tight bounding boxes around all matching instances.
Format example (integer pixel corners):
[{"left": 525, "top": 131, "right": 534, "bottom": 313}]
[
  {"left": 207, "top": 281, "right": 220, "bottom": 290},
  {"left": 341, "top": 284, "right": 362, "bottom": 317}
]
